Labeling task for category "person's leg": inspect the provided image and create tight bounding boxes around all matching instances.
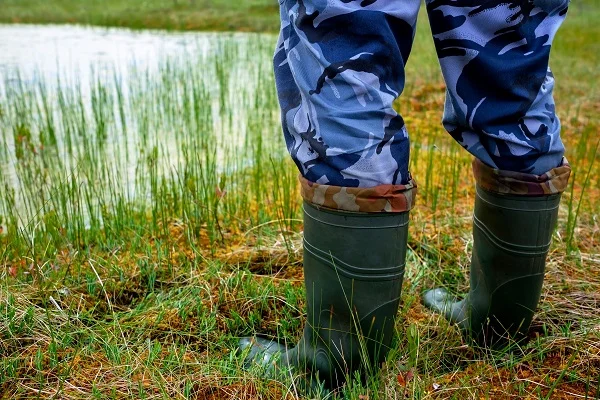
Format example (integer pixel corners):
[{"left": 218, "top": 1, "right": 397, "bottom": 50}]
[
  {"left": 240, "top": 0, "right": 420, "bottom": 389},
  {"left": 423, "top": 0, "right": 572, "bottom": 347},
  {"left": 275, "top": 0, "right": 419, "bottom": 198}
]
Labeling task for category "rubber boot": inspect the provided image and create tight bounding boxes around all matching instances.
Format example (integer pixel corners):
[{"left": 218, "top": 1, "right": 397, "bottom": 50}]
[
  {"left": 423, "top": 184, "right": 561, "bottom": 347},
  {"left": 239, "top": 201, "right": 409, "bottom": 389}
]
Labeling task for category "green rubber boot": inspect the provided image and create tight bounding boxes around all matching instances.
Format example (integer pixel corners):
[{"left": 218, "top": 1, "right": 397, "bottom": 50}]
[
  {"left": 423, "top": 185, "right": 562, "bottom": 347},
  {"left": 239, "top": 201, "right": 409, "bottom": 389}
]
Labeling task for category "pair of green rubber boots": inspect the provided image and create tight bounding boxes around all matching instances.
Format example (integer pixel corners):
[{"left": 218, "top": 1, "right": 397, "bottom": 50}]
[{"left": 239, "top": 185, "right": 561, "bottom": 390}]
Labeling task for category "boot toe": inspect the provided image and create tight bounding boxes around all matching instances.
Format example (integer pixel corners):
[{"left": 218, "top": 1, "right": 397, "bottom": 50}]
[
  {"left": 238, "top": 337, "right": 288, "bottom": 369},
  {"left": 423, "top": 288, "right": 453, "bottom": 311},
  {"left": 423, "top": 288, "right": 470, "bottom": 330}
]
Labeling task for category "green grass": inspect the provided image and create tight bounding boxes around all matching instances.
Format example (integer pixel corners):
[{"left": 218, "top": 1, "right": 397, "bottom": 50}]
[
  {"left": 1, "top": 2, "right": 600, "bottom": 399},
  {"left": 0, "top": 0, "right": 280, "bottom": 32}
]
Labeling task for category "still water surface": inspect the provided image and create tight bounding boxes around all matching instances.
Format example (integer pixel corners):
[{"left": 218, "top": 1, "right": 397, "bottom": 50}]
[{"left": 0, "top": 24, "right": 219, "bottom": 88}]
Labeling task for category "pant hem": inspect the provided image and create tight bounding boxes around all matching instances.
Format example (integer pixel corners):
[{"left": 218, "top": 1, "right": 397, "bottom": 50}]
[
  {"left": 472, "top": 158, "right": 571, "bottom": 196},
  {"left": 299, "top": 176, "right": 417, "bottom": 213}
]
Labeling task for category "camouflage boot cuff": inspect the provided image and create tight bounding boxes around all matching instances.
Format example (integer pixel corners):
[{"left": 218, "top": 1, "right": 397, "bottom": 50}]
[
  {"left": 299, "top": 176, "right": 417, "bottom": 213},
  {"left": 472, "top": 158, "right": 572, "bottom": 196}
]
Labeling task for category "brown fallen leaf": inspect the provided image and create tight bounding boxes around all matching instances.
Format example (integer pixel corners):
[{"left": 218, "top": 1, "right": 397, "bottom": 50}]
[
  {"left": 397, "top": 369, "right": 415, "bottom": 388},
  {"left": 397, "top": 373, "right": 406, "bottom": 387}
]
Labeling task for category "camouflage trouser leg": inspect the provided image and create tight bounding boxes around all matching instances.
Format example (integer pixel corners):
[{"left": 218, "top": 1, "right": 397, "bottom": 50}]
[
  {"left": 275, "top": 1, "right": 572, "bottom": 213},
  {"left": 428, "top": 0, "right": 572, "bottom": 194}
]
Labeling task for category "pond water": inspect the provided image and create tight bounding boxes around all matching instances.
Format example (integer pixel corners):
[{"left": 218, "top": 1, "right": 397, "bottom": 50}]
[
  {"left": 0, "top": 24, "right": 283, "bottom": 229},
  {"left": 0, "top": 24, "right": 213, "bottom": 88}
]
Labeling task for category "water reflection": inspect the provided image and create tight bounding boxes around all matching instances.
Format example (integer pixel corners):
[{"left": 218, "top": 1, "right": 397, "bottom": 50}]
[{"left": 0, "top": 24, "right": 216, "bottom": 88}]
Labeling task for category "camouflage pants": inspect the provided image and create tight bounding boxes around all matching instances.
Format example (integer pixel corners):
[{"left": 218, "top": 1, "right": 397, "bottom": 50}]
[{"left": 275, "top": 0, "right": 572, "bottom": 212}]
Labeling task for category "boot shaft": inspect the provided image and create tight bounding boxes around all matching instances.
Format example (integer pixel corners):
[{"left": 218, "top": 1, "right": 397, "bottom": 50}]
[
  {"left": 469, "top": 186, "right": 561, "bottom": 346},
  {"left": 301, "top": 202, "right": 409, "bottom": 387}
]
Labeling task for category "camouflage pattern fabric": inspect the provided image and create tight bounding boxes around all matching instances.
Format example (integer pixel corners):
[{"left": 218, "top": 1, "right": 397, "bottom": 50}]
[
  {"left": 299, "top": 175, "right": 417, "bottom": 213},
  {"left": 275, "top": 0, "right": 570, "bottom": 212},
  {"left": 473, "top": 158, "right": 571, "bottom": 196}
]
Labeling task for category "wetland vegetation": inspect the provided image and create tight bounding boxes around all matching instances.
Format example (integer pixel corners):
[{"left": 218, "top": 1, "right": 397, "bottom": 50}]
[{"left": 0, "top": 1, "right": 599, "bottom": 398}]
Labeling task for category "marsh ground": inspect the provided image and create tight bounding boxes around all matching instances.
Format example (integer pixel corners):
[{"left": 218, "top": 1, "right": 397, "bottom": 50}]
[{"left": 1, "top": 1, "right": 599, "bottom": 399}]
